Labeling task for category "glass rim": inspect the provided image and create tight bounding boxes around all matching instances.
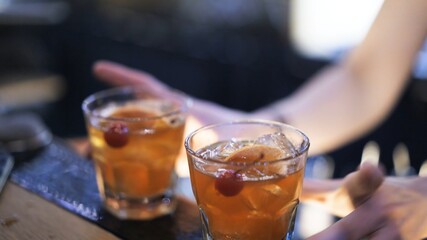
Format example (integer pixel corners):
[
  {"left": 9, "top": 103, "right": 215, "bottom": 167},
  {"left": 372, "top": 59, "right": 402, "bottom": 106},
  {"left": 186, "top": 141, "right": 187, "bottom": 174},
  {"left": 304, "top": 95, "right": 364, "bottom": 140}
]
[
  {"left": 184, "top": 119, "right": 310, "bottom": 166},
  {"left": 82, "top": 86, "right": 192, "bottom": 122}
]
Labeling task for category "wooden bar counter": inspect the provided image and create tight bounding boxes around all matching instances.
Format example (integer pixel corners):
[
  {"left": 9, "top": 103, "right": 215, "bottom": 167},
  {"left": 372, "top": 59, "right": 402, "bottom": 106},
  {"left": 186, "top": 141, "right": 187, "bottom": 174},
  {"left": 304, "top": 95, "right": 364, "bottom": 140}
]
[{"left": 0, "top": 139, "right": 201, "bottom": 240}]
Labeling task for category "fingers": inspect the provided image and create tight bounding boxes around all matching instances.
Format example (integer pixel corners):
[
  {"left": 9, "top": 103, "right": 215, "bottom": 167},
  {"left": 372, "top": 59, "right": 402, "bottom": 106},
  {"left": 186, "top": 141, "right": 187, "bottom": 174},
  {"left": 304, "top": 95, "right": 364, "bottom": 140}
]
[
  {"left": 317, "top": 163, "right": 384, "bottom": 217},
  {"left": 300, "top": 179, "right": 343, "bottom": 203},
  {"left": 301, "top": 163, "right": 383, "bottom": 215},
  {"left": 370, "top": 224, "right": 402, "bottom": 240},
  {"left": 92, "top": 60, "right": 168, "bottom": 92},
  {"left": 343, "top": 162, "right": 384, "bottom": 207},
  {"left": 307, "top": 200, "right": 391, "bottom": 240}
]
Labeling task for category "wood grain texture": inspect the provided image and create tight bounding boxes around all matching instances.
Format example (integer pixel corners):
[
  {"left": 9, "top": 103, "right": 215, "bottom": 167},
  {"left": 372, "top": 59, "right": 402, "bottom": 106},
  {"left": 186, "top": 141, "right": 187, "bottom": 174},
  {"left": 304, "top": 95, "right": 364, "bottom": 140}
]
[{"left": 0, "top": 182, "right": 119, "bottom": 240}]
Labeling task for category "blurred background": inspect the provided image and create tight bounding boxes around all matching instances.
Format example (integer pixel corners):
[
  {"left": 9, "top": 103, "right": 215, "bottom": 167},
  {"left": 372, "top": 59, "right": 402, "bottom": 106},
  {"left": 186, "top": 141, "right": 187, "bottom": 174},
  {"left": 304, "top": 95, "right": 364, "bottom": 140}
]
[{"left": 1, "top": 0, "right": 427, "bottom": 179}]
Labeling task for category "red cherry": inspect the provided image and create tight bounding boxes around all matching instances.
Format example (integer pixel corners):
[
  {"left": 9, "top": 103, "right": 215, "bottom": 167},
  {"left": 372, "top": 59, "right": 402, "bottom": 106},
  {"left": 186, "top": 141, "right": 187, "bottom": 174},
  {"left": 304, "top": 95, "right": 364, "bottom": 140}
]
[
  {"left": 215, "top": 170, "right": 244, "bottom": 197},
  {"left": 104, "top": 122, "right": 129, "bottom": 148}
]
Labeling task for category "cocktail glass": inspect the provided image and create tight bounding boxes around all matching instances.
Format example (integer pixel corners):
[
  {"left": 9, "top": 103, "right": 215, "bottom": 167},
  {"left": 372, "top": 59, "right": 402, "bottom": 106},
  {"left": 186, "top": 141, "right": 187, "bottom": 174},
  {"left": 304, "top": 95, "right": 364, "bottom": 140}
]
[
  {"left": 185, "top": 120, "right": 309, "bottom": 240},
  {"left": 82, "top": 86, "right": 191, "bottom": 220}
]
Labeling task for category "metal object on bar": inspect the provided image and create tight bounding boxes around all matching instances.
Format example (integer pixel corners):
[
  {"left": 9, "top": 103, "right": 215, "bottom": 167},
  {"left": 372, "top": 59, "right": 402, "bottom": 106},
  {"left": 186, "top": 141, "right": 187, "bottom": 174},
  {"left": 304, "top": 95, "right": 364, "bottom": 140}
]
[
  {"left": 0, "top": 113, "right": 52, "bottom": 154},
  {"left": 419, "top": 160, "right": 427, "bottom": 177},
  {"left": 392, "top": 142, "right": 416, "bottom": 176},
  {"left": 361, "top": 141, "right": 380, "bottom": 166}
]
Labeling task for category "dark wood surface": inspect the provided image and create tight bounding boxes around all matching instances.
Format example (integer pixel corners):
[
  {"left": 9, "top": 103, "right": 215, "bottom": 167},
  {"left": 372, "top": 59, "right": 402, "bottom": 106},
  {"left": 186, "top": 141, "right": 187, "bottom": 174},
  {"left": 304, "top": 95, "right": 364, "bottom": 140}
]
[{"left": 2, "top": 138, "right": 202, "bottom": 240}]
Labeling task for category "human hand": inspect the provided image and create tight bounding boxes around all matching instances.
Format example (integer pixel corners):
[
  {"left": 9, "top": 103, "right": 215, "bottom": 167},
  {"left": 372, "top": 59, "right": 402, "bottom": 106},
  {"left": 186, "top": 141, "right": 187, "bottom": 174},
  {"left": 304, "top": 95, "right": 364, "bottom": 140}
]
[
  {"left": 92, "top": 60, "right": 248, "bottom": 127},
  {"left": 303, "top": 163, "right": 427, "bottom": 240},
  {"left": 92, "top": 60, "right": 248, "bottom": 176}
]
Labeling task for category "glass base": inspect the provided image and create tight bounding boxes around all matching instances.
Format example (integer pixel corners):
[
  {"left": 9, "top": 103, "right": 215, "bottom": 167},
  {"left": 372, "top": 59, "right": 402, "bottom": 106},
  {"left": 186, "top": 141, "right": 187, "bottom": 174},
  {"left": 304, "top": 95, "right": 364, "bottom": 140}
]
[
  {"left": 199, "top": 202, "right": 299, "bottom": 240},
  {"left": 103, "top": 192, "right": 177, "bottom": 220}
]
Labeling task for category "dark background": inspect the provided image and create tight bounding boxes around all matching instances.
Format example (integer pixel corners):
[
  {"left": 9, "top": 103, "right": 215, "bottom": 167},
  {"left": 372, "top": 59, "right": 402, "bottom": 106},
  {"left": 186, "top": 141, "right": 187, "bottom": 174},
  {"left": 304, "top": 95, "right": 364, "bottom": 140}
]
[{"left": 1, "top": 0, "right": 427, "bottom": 178}]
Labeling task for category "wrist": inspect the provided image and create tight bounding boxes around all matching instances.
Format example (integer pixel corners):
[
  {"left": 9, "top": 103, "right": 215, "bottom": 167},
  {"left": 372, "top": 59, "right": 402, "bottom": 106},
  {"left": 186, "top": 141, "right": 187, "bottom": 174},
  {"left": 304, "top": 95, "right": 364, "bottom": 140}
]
[{"left": 251, "top": 102, "right": 290, "bottom": 124}]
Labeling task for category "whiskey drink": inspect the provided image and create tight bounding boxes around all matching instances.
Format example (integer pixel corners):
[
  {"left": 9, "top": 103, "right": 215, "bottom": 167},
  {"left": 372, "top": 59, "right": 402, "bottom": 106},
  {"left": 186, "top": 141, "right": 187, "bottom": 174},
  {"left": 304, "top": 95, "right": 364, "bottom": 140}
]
[
  {"left": 185, "top": 121, "right": 309, "bottom": 239},
  {"left": 83, "top": 87, "right": 190, "bottom": 220}
]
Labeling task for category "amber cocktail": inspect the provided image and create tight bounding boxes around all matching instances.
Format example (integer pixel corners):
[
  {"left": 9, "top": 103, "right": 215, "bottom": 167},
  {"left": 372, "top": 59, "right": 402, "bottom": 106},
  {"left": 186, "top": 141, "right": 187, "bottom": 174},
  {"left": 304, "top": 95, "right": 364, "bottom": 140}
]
[
  {"left": 185, "top": 120, "right": 309, "bottom": 240},
  {"left": 82, "top": 87, "right": 190, "bottom": 220}
]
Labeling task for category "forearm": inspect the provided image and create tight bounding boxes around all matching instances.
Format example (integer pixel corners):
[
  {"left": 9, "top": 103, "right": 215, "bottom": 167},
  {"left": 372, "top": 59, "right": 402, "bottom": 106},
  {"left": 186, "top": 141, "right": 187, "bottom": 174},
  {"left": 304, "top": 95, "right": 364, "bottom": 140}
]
[
  {"left": 253, "top": 0, "right": 427, "bottom": 156},
  {"left": 189, "top": 98, "right": 249, "bottom": 126},
  {"left": 252, "top": 64, "right": 384, "bottom": 156}
]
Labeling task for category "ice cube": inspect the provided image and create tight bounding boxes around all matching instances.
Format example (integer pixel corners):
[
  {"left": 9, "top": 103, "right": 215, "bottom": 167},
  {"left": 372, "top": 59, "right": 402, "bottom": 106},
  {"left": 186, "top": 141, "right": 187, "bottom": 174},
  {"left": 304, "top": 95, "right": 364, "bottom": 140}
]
[
  {"left": 255, "top": 132, "right": 297, "bottom": 158},
  {"left": 198, "top": 147, "right": 218, "bottom": 160},
  {"left": 217, "top": 138, "right": 247, "bottom": 158},
  {"left": 262, "top": 184, "right": 286, "bottom": 196},
  {"left": 95, "top": 102, "right": 119, "bottom": 117},
  {"left": 239, "top": 165, "right": 266, "bottom": 180},
  {"left": 242, "top": 184, "right": 286, "bottom": 210},
  {"left": 200, "top": 138, "right": 248, "bottom": 160}
]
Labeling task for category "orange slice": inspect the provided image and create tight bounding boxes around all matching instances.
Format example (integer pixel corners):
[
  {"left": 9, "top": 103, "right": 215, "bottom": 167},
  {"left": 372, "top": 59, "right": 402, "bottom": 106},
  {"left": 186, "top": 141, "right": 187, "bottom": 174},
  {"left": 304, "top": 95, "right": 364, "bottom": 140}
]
[{"left": 225, "top": 145, "right": 284, "bottom": 163}]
